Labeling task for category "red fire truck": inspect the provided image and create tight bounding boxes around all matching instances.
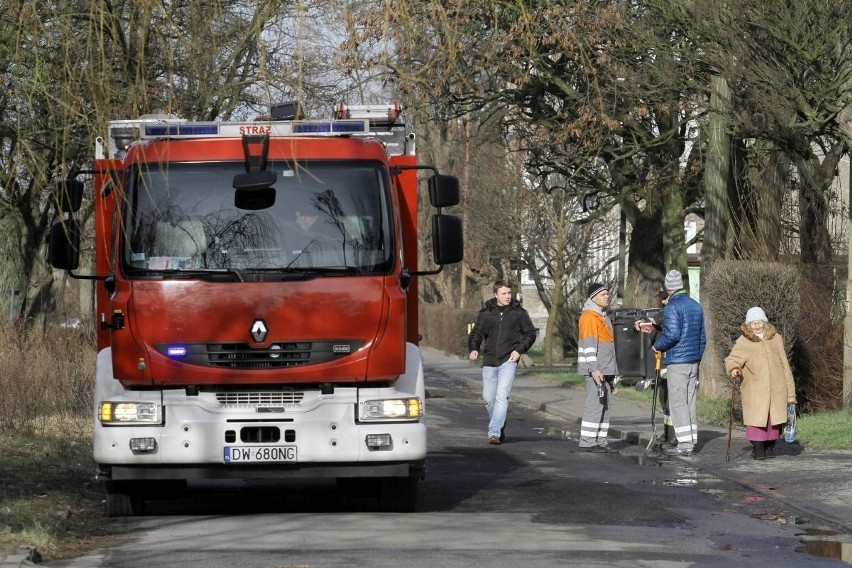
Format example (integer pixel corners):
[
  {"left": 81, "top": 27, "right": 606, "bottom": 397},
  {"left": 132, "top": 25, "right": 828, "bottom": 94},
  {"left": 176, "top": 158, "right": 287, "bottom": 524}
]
[{"left": 49, "top": 102, "right": 463, "bottom": 516}]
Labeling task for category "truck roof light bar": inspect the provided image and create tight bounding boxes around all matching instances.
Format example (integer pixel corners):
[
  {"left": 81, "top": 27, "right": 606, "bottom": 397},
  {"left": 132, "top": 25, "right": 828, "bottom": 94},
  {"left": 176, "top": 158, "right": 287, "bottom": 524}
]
[
  {"left": 102, "top": 113, "right": 388, "bottom": 158},
  {"left": 138, "top": 119, "right": 370, "bottom": 140}
]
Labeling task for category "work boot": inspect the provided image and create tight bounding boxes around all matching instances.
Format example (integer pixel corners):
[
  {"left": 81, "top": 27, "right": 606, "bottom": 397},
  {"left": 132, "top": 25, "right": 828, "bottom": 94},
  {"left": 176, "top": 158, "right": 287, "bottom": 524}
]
[
  {"left": 751, "top": 441, "right": 766, "bottom": 460},
  {"left": 659, "top": 425, "right": 677, "bottom": 449}
]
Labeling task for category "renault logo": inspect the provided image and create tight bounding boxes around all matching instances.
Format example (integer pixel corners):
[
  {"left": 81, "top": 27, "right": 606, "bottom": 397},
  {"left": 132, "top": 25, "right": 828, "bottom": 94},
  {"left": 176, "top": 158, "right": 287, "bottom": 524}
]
[{"left": 250, "top": 319, "right": 268, "bottom": 343}]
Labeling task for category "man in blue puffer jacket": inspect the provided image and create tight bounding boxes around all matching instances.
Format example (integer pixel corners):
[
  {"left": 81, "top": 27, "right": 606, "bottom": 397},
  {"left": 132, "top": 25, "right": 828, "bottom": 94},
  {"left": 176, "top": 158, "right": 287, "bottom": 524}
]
[{"left": 653, "top": 269, "right": 706, "bottom": 457}]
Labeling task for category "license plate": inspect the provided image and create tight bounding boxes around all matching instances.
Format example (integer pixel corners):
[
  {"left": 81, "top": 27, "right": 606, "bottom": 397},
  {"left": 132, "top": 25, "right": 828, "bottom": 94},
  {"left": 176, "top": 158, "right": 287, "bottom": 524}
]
[{"left": 224, "top": 446, "right": 297, "bottom": 463}]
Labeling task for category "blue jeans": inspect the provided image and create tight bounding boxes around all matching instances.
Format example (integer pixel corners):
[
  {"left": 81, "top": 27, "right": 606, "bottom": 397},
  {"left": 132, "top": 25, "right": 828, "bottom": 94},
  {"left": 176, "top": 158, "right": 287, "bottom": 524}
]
[{"left": 482, "top": 360, "right": 517, "bottom": 438}]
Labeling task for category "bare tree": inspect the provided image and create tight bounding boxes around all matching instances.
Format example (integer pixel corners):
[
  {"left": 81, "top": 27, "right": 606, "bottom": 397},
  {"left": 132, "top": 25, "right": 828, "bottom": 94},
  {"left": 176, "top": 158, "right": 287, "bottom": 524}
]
[
  {"left": 0, "top": 1, "right": 304, "bottom": 325},
  {"left": 654, "top": 0, "right": 852, "bottom": 265},
  {"left": 361, "top": 1, "right": 706, "bottom": 314}
]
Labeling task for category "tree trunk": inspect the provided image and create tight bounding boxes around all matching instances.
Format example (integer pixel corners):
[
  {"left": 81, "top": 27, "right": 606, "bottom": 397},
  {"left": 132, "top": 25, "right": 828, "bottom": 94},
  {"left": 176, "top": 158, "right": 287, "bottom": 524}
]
[
  {"left": 542, "top": 270, "right": 564, "bottom": 367},
  {"left": 797, "top": 147, "right": 843, "bottom": 266},
  {"left": 699, "top": 75, "right": 732, "bottom": 397},
  {"left": 750, "top": 141, "right": 788, "bottom": 260},
  {"left": 624, "top": 211, "right": 665, "bottom": 305}
]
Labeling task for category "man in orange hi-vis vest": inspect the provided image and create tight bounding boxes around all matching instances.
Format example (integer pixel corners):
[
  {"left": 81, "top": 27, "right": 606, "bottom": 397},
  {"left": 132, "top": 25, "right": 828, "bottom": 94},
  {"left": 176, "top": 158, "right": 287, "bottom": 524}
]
[{"left": 576, "top": 283, "right": 618, "bottom": 452}]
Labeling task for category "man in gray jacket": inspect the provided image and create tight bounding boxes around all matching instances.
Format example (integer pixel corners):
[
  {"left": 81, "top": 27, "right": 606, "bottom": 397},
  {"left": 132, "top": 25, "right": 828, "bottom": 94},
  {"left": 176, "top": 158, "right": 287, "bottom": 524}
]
[{"left": 469, "top": 280, "right": 537, "bottom": 445}]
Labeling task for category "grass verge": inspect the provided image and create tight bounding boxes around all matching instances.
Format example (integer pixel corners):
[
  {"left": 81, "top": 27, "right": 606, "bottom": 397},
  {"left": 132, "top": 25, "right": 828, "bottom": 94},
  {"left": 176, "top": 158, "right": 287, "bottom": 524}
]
[
  {"left": 796, "top": 411, "right": 852, "bottom": 449},
  {"left": 0, "top": 418, "right": 122, "bottom": 561}
]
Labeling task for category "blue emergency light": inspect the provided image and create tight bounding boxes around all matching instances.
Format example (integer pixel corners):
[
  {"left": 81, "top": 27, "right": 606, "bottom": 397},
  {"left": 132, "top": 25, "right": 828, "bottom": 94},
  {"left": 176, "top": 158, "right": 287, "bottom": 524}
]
[
  {"left": 292, "top": 120, "right": 369, "bottom": 134},
  {"left": 167, "top": 346, "right": 188, "bottom": 358}
]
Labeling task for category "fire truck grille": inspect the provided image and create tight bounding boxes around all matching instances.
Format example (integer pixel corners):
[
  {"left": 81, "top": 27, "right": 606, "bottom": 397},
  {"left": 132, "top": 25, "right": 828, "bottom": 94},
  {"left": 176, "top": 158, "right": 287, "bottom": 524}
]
[
  {"left": 215, "top": 391, "right": 304, "bottom": 406},
  {"left": 153, "top": 340, "right": 364, "bottom": 369},
  {"left": 207, "top": 342, "right": 311, "bottom": 368}
]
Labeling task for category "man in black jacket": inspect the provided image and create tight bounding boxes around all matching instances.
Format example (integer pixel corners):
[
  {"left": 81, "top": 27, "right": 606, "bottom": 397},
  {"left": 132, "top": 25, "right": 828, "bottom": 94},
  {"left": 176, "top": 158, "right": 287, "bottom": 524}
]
[{"left": 469, "top": 280, "right": 537, "bottom": 445}]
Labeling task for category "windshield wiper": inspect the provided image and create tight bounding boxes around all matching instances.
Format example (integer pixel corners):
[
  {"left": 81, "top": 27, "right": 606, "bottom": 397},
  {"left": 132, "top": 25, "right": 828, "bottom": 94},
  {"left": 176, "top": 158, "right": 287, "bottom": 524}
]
[
  {"left": 253, "top": 266, "right": 363, "bottom": 277},
  {"left": 128, "top": 266, "right": 363, "bottom": 282},
  {"left": 134, "top": 268, "right": 246, "bottom": 282}
]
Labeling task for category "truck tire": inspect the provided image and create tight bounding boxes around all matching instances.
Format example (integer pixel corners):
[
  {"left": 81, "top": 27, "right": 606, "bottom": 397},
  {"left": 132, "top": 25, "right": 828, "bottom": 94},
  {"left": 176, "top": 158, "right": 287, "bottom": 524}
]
[
  {"left": 104, "top": 481, "right": 146, "bottom": 517},
  {"left": 336, "top": 477, "right": 378, "bottom": 497},
  {"left": 377, "top": 476, "right": 418, "bottom": 513}
]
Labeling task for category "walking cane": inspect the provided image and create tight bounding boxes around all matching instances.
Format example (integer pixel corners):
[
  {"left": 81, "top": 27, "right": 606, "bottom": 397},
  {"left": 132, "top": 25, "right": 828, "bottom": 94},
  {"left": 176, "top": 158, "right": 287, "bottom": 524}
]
[
  {"left": 726, "top": 376, "right": 737, "bottom": 462},
  {"left": 645, "top": 350, "right": 663, "bottom": 453}
]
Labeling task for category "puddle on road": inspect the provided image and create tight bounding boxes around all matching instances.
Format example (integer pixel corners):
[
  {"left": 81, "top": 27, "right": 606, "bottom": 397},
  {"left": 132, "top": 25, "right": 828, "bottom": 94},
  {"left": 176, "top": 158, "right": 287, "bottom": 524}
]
[
  {"left": 534, "top": 421, "right": 852, "bottom": 564},
  {"left": 536, "top": 426, "right": 573, "bottom": 440},
  {"left": 631, "top": 451, "right": 703, "bottom": 487},
  {"left": 796, "top": 528, "right": 852, "bottom": 564},
  {"left": 637, "top": 452, "right": 852, "bottom": 564},
  {"left": 533, "top": 423, "right": 852, "bottom": 564},
  {"left": 632, "top": 461, "right": 707, "bottom": 487},
  {"left": 661, "top": 464, "right": 702, "bottom": 487},
  {"left": 635, "top": 453, "right": 667, "bottom": 466}
]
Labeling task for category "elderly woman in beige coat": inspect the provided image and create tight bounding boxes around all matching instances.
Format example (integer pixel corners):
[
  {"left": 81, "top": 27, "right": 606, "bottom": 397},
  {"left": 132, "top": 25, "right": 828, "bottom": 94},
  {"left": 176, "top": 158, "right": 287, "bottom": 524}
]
[{"left": 725, "top": 307, "right": 797, "bottom": 460}]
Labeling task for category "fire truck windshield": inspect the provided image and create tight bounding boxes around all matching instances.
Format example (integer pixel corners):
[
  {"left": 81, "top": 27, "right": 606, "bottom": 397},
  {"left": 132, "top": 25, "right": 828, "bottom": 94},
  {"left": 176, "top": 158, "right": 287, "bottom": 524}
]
[{"left": 122, "top": 161, "right": 393, "bottom": 275}]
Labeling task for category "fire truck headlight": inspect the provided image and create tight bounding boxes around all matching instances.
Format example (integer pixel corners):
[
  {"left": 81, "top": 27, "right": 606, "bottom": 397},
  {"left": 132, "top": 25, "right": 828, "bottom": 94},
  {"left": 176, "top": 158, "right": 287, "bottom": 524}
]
[
  {"left": 99, "top": 402, "right": 162, "bottom": 425},
  {"left": 360, "top": 398, "right": 422, "bottom": 421}
]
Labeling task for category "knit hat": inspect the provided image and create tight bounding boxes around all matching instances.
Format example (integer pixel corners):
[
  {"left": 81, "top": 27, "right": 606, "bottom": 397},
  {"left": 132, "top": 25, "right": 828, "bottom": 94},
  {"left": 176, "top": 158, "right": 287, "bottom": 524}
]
[
  {"left": 587, "top": 282, "right": 607, "bottom": 300},
  {"left": 745, "top": 307, "right": 768, "bottom": 324},
  {"left": 664, "top": 270, "right": 683, "bottom": 292}
]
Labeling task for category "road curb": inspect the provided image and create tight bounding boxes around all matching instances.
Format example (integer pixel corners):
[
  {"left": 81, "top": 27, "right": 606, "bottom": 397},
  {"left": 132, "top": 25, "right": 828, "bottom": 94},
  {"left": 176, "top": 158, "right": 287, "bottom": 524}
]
[{"left": 0, "top": 546, "right": 40, "bottom": 567}]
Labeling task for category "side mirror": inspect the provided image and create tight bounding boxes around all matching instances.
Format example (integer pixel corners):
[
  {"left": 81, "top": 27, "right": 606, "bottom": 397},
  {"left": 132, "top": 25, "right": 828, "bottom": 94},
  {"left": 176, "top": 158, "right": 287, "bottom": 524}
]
[
  {"left": 399, "top": 269, "right": 413, "bottom": 291},
  {"left": 49, "top": 218, "right": 81, "bottom": 270},
  {"left": 432, "top": 214, "right": 463, "bottom": 265},
  {"left": 428, "top": 174, "right": 460, "bottom": 208},
  {"left": 53, "top": 178, "right": 85, "bottom": 213}
]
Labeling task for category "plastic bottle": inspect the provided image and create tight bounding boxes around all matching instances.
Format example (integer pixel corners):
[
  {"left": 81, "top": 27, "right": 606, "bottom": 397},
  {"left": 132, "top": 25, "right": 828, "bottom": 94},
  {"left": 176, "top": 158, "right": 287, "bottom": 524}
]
[{"left": 783, "top": 403, "right": 797, "bottom": 443}]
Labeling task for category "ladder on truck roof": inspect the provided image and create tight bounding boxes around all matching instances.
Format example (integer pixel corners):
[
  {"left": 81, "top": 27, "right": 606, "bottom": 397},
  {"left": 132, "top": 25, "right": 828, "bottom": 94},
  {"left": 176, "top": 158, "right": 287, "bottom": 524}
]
[{"left": 97, "top": 102, "right": 415, "bottom": 160}]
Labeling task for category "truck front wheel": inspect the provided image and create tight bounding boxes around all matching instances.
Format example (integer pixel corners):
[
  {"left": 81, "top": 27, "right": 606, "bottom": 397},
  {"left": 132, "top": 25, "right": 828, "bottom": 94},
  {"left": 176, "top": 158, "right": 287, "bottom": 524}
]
[
  {"left": 104, "top": 481, "right": 146, "bottom": 517},
  {"left": 377, "top": 476, "right": 419, "bottom": 513}
]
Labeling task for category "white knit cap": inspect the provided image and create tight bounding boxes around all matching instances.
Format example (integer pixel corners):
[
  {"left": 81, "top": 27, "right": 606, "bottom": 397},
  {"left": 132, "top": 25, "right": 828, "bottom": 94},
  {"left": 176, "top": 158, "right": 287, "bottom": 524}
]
[
  {"left": 664, "top": 270, "right": 683, "bottom": 292},
  {"left": 745, "top": 307, "right": 767, "bottom": 324}
]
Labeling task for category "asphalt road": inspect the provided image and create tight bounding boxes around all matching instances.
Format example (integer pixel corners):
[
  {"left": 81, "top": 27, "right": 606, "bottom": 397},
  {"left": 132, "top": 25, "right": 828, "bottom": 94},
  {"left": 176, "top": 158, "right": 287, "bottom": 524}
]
[{"left": 34, "top": 360, "right": 851, "bottom": 568}]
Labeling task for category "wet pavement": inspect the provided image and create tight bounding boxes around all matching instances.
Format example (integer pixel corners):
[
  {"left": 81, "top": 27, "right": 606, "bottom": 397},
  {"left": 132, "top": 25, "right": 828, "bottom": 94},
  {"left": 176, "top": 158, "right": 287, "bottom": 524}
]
[
  {"left": 4, "top": 348, "right": 850, "bottom": 567},
  {"left": 421, "top": 347, "right": 852, "bottom": 560}
]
